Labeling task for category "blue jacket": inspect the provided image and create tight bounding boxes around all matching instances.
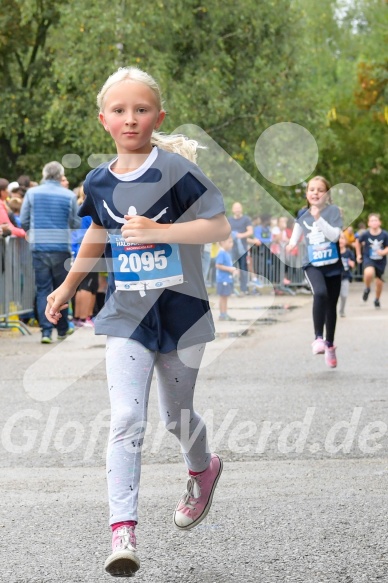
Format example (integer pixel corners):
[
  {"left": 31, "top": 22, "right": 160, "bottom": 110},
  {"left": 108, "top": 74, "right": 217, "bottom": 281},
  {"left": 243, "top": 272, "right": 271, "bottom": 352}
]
[{"left": 20, "top": 180, "right": 81, "bottom": 252}]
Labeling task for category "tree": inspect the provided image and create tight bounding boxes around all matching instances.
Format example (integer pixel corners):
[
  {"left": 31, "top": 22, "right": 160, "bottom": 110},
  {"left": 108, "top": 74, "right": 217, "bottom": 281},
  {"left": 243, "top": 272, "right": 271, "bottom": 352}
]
[
  {"left": 0, "top": 1, "right": 64, "bottom": 173},
  {"left": 290, "top": 0, "right": 388, "bottom": 223},
  {"left": 0, "top": 0, "right": 301, "bottom": 202},
  {"left": 0, "top": 0, "right": 385, "bottom": 226}
]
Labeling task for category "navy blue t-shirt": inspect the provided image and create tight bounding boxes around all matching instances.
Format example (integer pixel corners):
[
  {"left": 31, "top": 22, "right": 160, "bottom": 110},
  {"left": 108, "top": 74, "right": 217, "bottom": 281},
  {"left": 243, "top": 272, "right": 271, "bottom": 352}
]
[
  {"left": 341, "top": 249, "right": 354, "bottom": 281},
  {"left": 296, "top": 204, "right": 343, "bottom": 276},
  {"left": 358, "top": 229, "right": 388, "bottom": 271},
  {"left": 227, "top": 215, "right": 252, "bottom": 250},
  {"left": 79, "top": 148, "right": 225, "bottom": 352}
]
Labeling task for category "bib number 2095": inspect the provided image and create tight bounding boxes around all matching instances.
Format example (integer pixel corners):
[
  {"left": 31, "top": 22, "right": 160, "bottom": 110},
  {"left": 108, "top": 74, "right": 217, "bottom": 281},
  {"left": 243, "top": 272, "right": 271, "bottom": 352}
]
[{"left": 118, "top": 249, "right": 167, "bottom": 273}]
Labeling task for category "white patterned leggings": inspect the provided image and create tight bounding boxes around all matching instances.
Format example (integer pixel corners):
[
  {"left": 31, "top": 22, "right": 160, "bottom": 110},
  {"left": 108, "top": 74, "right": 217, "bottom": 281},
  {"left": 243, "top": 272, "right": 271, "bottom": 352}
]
[{"left": 105, "top": 336, "right": 210, "bottom": 525}]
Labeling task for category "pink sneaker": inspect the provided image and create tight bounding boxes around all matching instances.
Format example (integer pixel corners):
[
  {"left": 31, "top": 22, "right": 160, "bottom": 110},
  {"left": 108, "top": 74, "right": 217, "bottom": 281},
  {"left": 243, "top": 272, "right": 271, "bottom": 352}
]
[
  {"left": 104, "top": 526, "right": 140, "bottom": 577},
  {"left": 325, "top": 345, "right": 337, "bottom": 368},
  {"left": 174, "top": 453, "right": 223, "bottom": 530},
  {"left": 312, "top": 338, "right": 325, "bottom": 355}
]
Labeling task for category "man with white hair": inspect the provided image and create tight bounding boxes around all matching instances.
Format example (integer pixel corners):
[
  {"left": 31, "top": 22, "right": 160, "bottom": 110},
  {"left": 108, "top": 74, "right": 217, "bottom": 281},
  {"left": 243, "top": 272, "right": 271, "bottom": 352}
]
[{"left": 20, "top": 161, "right": 81, "bottom": 343}]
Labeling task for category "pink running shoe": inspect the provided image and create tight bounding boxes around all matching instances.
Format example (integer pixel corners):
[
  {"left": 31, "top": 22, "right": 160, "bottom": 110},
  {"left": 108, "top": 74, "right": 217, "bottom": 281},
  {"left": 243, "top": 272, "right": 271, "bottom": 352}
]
[
  {"left": 325, "top": 345, "right": 337, "bottom": 368},
  {"left": 104, "top": 526, "right": 140, "bottom": 577},
  {"left": 312, "top": 338, "right": 326, "bottom": 355},
  {"left": 174, "top": 453, "right": 223, "bottom": 530}
]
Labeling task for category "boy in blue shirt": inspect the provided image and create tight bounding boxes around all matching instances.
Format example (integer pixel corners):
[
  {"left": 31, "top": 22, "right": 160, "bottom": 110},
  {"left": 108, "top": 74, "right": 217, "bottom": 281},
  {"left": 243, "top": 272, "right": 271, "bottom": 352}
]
[{"left": 216, "top": 236, "right": 237, "bottom": 321}]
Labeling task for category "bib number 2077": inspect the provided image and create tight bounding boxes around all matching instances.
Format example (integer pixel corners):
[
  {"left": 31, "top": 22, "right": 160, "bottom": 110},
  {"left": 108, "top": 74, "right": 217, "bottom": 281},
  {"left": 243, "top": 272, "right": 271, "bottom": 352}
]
[{"left": 312, "top": 248, "right": 332, "bottom": 260}]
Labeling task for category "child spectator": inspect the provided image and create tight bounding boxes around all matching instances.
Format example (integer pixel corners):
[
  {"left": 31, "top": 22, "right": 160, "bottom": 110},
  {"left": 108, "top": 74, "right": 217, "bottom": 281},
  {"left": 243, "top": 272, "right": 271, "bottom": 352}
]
[
  {"left": 343, "top": 225, "right": 356, "bottom": 249},
  {"left": 216, "top": 236, "right": 237, "bottom": 321},
  {"left": 7, "top": 197, "right": 23, "bottom": 227}
]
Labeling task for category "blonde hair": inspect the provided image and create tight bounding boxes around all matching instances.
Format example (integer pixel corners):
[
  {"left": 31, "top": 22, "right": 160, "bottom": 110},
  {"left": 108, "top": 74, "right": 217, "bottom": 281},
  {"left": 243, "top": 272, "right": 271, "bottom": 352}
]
[
  {"left": 306, "top": 175, "right": 332, "bottom": 205},
  {"left": 8, "top": 197, "right": 22, "bottom": 213},
  {"left": 97, "top": 66, "right": 201, "bottom": 163}
]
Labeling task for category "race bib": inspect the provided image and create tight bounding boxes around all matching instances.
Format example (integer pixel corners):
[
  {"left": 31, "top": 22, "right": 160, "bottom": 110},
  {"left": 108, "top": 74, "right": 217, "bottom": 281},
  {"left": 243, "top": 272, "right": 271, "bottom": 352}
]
[
  {"left": 307, "top": 241, "right": 339, "bottom": 266},
  {"left": 109, "top": 234, "right": 184, "bottom": 291},
  {"left": 369, "top": 248, "right": 382, "bottom": 260}
]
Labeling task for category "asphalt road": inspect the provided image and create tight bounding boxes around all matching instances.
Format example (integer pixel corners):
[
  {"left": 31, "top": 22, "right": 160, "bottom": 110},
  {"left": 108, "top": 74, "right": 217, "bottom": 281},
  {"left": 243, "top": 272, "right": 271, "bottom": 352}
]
[{"left": 1, "top": 281, "right": 388, "bottom": 583}]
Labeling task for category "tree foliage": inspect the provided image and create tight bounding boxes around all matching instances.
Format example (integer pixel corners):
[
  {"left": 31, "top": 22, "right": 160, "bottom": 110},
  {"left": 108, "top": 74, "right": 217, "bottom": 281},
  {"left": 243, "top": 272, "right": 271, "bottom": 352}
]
[{"left": 0, "top": 0, "right": 386, "bottom": 222}]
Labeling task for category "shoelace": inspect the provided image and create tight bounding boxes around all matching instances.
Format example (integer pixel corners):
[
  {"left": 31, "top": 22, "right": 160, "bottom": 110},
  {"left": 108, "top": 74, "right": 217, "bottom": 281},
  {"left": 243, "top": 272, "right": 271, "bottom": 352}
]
[
  {"left": 181, "top": 476, "right": 202, "bottom": 510},
  {"left": 115, "top": 526, "right": 136, "bottom": 550}
]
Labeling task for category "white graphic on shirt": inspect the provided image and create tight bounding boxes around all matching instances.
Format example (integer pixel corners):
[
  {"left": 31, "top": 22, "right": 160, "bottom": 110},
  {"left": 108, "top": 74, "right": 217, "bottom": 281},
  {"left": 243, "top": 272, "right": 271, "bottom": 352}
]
[
  {"left": 369, "top": 237, "right": 383, "bottom": 260},
  {"left": 303, "top": 220, "right": 325, "bottom": 244},
  {"left": 102, "top": 200, "right": 168, "bottom": 224}
]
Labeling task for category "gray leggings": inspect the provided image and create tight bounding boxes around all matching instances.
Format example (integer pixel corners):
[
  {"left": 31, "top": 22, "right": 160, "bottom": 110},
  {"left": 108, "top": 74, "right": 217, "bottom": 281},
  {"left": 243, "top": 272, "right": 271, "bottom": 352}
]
[{"left": 105, "top": 336, "right": 210, "bottom": 525}]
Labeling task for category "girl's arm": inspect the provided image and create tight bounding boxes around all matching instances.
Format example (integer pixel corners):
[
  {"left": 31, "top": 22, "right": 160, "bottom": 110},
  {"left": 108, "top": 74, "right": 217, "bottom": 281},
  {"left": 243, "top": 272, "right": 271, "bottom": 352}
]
[
  {"left": 121, "top": 213, "right": 231, "bottom": 245},
  {"left": 314, "top": 217, "right": 341, "bottom": 242},
  {"left": 286, "top": 223, "right": 303, "bottom": 252},
  {"left": 45, "top": 221, "right": 107, "bottom": 324},
  {"left": 309, "top": 205, "right": 341, "bottom": 242}
]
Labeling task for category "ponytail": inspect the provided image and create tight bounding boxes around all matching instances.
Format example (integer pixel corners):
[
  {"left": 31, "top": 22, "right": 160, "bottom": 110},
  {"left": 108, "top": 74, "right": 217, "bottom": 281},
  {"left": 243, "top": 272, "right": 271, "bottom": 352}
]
[{"left": 151, "top": 131, "right": 203, "bottom": 164}]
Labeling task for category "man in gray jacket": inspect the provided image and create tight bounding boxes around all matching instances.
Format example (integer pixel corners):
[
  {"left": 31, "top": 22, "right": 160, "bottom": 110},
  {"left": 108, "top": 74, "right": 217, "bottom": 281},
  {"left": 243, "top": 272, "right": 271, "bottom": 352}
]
[{"left": 21, "top": 161, "right": 81, "bottom": 343}]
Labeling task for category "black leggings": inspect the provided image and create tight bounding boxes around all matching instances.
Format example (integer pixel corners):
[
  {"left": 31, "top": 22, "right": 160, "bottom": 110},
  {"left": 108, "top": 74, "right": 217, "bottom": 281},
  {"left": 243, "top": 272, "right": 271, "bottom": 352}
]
[{"left": 304, "top": 266, "right": 342, "bottom": 344}]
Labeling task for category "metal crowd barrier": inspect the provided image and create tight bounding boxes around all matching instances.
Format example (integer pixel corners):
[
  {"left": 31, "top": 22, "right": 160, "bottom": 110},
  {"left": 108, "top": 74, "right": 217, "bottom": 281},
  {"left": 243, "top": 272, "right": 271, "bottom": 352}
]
[
  {"left": 0, "top": 237, "right": 35, "bottom": 335},
  {"left": 248, "top": 241, "right": 362, "bottom": 293},
  {"left": 249, "top": 243, "right": 306, "bottom": 293}
]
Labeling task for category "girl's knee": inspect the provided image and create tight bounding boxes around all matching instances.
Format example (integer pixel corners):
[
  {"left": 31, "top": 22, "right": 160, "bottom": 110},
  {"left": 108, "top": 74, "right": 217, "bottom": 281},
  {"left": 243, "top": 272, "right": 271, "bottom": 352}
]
[
  {"left": 111, "top": 406, "right": 146, "bottom": 436},
  {"left": 314, "top": 290, "right": 328, "bottom": 303}
]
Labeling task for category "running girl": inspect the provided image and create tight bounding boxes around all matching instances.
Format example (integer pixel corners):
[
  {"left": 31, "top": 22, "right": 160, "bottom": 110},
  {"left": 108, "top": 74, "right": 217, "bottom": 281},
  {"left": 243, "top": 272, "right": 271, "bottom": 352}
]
[
  {"left": 286, "top": 176, "right": 343, "bottom": 368},
  {"left": 45, "top": 66, "right": 230, "bottom": 577}
]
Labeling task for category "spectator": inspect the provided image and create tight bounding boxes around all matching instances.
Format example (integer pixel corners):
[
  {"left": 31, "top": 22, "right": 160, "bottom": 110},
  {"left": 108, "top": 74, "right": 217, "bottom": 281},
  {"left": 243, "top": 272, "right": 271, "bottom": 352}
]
[
  {"left": 227, "top": 202, "right": 253, "bottom": 294},
  {"left": 71, "top": 185, "right": 98, "bottom": 327},
  {"left": 249, "top": 213, "right": 272, "bottom": 281},
  {"left": 20, "top": 161, "right": 81, "bottom": 343},
  {"left": 207, "top": 241, "right": 219, "bottom": 289},
  {"left": 0, "top": 178, "right": 26, "bottom": 238},
  {"left": 17, "top": 175, "right": 31, "bottom": 195},
  {"left": 343, "top": 225, "right": 356, "bottom": 249},
  {"left": 216, "top": 236, "right": 237, "bottom": 321},
  {"left": 61, "top": 175, "right": 70, "bottom": 189},
  {"left": 355, "top": 221, "right": 366, "bottom": 239},
  {"left": 7, "top": 198, "right": 23, "bottom": 227},
  {"left": 271, "top": 217, "right": 289, "bottom": 286},
  {"left": 7, "top": 181, "right": 22, "bottom": 197}
]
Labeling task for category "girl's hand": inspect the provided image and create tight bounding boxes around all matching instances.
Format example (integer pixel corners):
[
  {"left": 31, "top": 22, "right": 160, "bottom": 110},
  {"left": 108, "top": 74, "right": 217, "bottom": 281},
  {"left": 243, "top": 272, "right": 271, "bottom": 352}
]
[
  {"left": 45, "top": 284, "right": 75, "bottom": 324},
  {"left": 309, "top": 205, "right": 321, "bottom": 220},
  {"left": 285, "top": 243, "right": 296, "bottom": 253},
  {"left": 121, "top": 215, "right": 167, "bottom": 244}
]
